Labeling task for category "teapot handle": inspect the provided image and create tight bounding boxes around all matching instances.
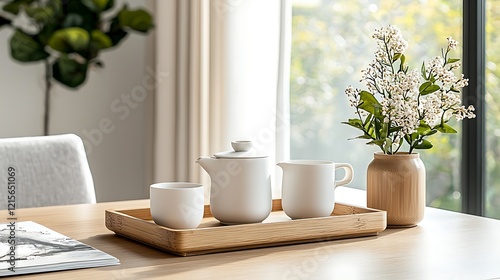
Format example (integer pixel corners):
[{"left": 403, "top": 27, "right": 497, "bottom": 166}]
[{"left": 334, "top": 163, "right": 354, "bottom": 187}]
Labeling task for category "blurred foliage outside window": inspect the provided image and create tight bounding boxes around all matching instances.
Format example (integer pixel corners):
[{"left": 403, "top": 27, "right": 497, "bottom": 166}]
[
  {"left": 290, "top": 0, "right": 500, "bottom": 218},
  {"left": 486, "top": 0, "right": 500, "bottom": 219}
]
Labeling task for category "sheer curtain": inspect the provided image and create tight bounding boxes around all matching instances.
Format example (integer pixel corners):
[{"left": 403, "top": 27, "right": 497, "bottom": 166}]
[
  {"left": 154, "top": 0, "right": 220, "bottom": 188},
  {"left": 154, "top": 0, "right": 290, "bottom": 199}
]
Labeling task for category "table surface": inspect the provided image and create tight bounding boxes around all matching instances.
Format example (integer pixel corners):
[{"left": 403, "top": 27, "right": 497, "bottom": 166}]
[{"left": 2, "top": 187, "right": 500, "bottom": 280}]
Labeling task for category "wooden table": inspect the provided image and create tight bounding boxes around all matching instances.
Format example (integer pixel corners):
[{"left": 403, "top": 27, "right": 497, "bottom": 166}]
[{"left": 2, "top": 187, "right": 500, "bottom": 280}]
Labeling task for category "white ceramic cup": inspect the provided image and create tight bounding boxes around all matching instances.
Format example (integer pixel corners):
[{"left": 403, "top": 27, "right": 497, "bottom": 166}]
[
  {"left": 277, "top": 160, "right": 354, "bottom": 219},
  {"left": 150, "top": 182, "right": 205, "bottom": 229}
]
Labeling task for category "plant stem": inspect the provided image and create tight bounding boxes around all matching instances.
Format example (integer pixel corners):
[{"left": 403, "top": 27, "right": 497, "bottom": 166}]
[{"left": 43, "top": 59, "right": 52, "bottom": 136}]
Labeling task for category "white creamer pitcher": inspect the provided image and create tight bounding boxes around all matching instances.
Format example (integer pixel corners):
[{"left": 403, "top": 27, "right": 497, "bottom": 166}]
[
  {"left": 277, "top": 160, "right": 354, "bottom": 219},
  {"left": 196, "top": 141, "right": 272, "bottom": 224}
]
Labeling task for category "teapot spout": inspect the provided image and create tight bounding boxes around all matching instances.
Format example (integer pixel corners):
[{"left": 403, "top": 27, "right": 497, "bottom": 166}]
[
  {"left": 276, "top": 161, "right": 288, "bottom": 170},
  {"left": 196, "top": 156, "right": 217, "bottom": 174}
]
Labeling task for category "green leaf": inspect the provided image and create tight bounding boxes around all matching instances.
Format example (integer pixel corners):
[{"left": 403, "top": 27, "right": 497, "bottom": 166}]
[
  {"left": 393, "top": 53, "right": 401, "bottom": 62},
  {"left": 419, "top": 82, "right": 440, "bottom": 95},
  {"left": 81, "top": 0, "right": 114, "bottom": 12},
  {"left": 447, "top": 58, "right": 460, "bottom": 64},
  {"left": 118, "top": 7, "right": 154, "bottom": 33},
  {"left": 367, "top": 125, "right": 375, "bottom": 138},
  {"left": 404, "top": 134, "right": 412, "bottom": 145},
  {"left": 99, "top": 0, "right": 114, "bottom": 11},
  {"left": 384, "top": 138, "right": 393, "bottom": 153},
  {"left": 349, "top": 134, "right": 372, "bottom": 140},
  {"left": 52, "top": 55, "right": 88, "bottom": 88},
  {"left": 62, "top": 13, "right": 85, "bottom": 28},
  {"left": 409, "top": 132, "right": 419, "bottom": 143},
  {"left": 425, "top": 129, "right": 438, "bottom": 136},
  {"left": 389, "top": 126, "right": 401, "bottom": 134},
  {"left": 436, "top": 123, "right": 458, "bottom": 133},
  {"left": 2, "top": 2, "right": 20, "bottom": 15},
  {"left": 359, "top": 91, "right": 379, "bottom": 105},
  {"left": 380, "top": 121, "right": 389, "bottom": 139},
  {"left": 2, "top": 0, "right": 34, "bottom": 15},
  {"left": 400, "top": 54, "right": 406, "bottom": 65},
  {"left": 106, "top": 17, "right": 128, "bottom": 46},
  {"left": 9, "top": 29, "right": 49, "bottom": 62},
  {"left": 358, "top": 91, "right": 381, "bottom": 115},
  {"left": 65, "top": 1, "right": 96, "bottom": 31},
  {"left": 363, "top": 114, "right": 373, "bottom": 130},
  {"left": 363, "top": 113, "right": 373, "bottom": 125},
  {"left": 48, "top": 27, "right": 90, "bottom": 53},
  {"left": 416, "top": 121, "right": 432, "bottom": 135},
  {"left": 419, "top": 82, "right": 431, "bottom": 92},
  {"left": 24, "top": 6, "right": 54, "bottom": 23},
  {"left": 342, "top": 119, "right": 363, "bottom": 130},
  {"left": 37, "top": 19, "right": 59, "bottom": 45},
  {"left": 367, "top": 139, "right": 385, "bottom": 146},
  {"left": 91, "top": 30, "right": 112, "bottom": 50},
  {"left": 424, "top": 85, "right": 440, "bottom": 95},
  {"left": 421, "top": 62, "right": 427, "bottom": 80},
  {"left": 373, "top": 105, "right": 383, "bottom": 118},
  {"left": 374, "top": 116, "right": 382, "bottom": 139},
  {"left": 413, "top": 139, "right": 433, "bottom": 149},
  {"left": 357, "top": 135, "right": 372, "bottom": 139},
  {"left": 398, "top": 54, "right": 406, "bottom": 72}
]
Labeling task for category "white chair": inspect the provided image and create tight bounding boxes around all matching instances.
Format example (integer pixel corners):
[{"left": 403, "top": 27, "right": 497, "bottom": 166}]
[{"left": 0, "top": 134, "right": 96, "bottom": 209}]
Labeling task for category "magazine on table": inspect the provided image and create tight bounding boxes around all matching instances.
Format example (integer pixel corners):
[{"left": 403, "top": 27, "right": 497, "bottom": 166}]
[{"left": 0, "top": 221, "right": 119, "bottom": 277}]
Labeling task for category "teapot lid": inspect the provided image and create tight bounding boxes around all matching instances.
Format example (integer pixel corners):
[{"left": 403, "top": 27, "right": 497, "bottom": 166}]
[{"left": 214, "top": 141, "right": 268, "bottom": 159}]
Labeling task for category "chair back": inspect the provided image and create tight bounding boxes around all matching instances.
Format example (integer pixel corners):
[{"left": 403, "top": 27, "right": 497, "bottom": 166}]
[{"left": 0, "top": 134, "right": 96, "bottom": 209}]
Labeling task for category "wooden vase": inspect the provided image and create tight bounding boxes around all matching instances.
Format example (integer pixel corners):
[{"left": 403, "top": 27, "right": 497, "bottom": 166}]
[{"left": 367, "top": 152, "right": 425, "bottom": 227}]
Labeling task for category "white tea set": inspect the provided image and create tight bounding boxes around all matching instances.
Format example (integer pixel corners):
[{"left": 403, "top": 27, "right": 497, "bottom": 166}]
[{"left": 150, "top": 141, "right": 353, "bottom": 229}]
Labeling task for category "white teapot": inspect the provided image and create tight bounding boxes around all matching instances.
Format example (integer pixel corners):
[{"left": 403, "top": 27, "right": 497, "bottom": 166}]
[{"left": 196, "top": 141, "right": 272, "bottom": 224}]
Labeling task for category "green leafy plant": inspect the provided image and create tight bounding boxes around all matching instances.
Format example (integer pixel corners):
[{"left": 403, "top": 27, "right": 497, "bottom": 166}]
[
  {"left": 343, "top": 25, "right": 475, "bottom": 154},
  {"left": 0, "top": 0, "right": 154, "bottom": 135}
]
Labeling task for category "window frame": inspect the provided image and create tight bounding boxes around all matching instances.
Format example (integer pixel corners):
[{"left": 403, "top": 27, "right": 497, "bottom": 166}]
[{"left": 462, "top": 0, "right": 486, "bottom": 215}]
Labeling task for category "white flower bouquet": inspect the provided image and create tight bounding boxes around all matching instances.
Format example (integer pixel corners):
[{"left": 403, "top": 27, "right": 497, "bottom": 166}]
[{"left": 343, "top": 25, "right": 476, "bottom": 154}]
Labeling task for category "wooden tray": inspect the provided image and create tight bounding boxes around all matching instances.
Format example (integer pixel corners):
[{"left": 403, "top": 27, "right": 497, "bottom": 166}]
[{"left": 105, "top": 199, "right": 386, "bottom": 256}]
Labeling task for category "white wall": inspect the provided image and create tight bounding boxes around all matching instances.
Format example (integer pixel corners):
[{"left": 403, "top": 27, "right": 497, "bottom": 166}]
[{"left": 0, "top": 0, "right": 155, "bottom": 202}]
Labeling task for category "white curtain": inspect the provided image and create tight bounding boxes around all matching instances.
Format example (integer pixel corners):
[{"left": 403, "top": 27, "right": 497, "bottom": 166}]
[
  {"left": 154, "top": 0, "right": 290, "bottom": 199},
  {"left": 154, "top": 0, "right": 220, "bottom": 188}
]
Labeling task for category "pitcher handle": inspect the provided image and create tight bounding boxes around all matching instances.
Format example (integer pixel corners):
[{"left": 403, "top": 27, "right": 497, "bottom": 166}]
[{"left": 334, "top": 163, "right": 354, "bottom": 187}]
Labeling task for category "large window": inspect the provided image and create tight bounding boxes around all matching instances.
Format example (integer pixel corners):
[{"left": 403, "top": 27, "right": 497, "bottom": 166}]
[
  {"left": 486, "top": 0, "right": 500, "bottom": 218},
  {"left": 290, "top": 1, "right": 470, "bottom": 213}
]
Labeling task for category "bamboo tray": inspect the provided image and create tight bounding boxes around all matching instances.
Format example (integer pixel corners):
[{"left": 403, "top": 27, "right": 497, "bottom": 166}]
[{"left": 105, "top": 199, "right": 386, "bottom": 256}]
